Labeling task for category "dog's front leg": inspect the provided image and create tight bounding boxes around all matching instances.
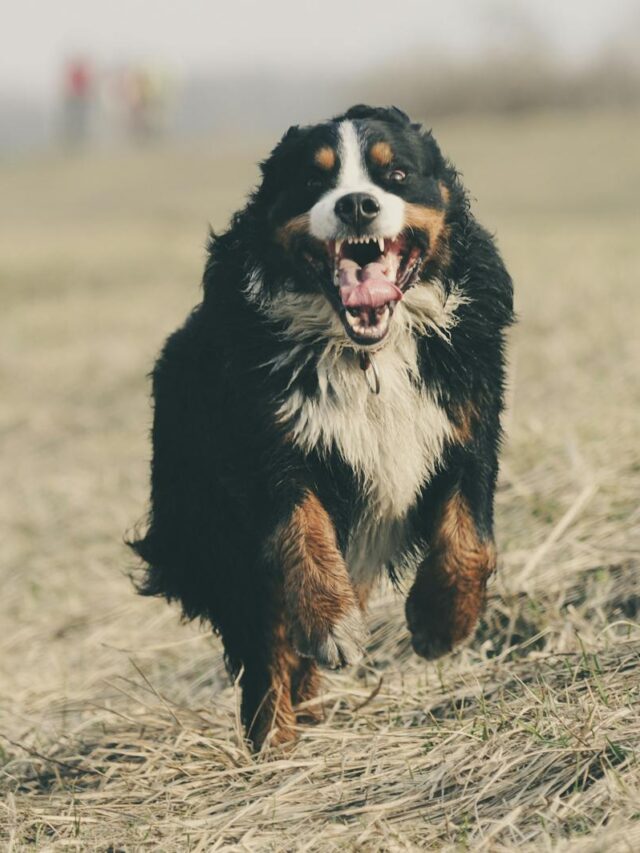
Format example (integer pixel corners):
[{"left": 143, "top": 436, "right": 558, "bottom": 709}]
[
  {"left": 274, "top": 490, "right": 368, "bottom": 669},
  {"left": 406, "top": 487, "right": 496, "bottom": 660}
]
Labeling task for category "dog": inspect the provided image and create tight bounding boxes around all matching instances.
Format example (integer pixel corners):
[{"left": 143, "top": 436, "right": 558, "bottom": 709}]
[{"left": 129, "top": 104, "right": 514, "bottom": 749}]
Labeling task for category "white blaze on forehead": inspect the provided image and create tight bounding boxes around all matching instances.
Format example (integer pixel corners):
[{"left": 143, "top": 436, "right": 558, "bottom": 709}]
[
  {"left": 309, "top": 120, "right": 405, "bottom": 241},
  {"left": 337, "top": 120, "right": 369, "bottom": 189}
]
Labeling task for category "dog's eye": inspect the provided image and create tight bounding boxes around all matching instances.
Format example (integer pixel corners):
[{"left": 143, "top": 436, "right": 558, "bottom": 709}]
[
  {"left": 388, "top": 169, "right": 407, "bottom": 183},
  {"left": 306, "top": 176, "right": 325, "bottom": 190}
]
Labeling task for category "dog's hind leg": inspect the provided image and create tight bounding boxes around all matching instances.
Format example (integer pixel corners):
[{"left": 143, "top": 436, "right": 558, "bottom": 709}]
[
  {"left": 240, "top": 616, "right": 300, "bottom": 751},
  {"left": 241, "top": 636, "right": 323, "bottom": 748},
  {"left": 291, "top": 658, "right": 323, "bottom": 724}
]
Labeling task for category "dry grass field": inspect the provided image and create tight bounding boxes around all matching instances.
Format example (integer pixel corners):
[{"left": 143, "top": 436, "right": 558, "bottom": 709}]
[{"left": 1, "top": 110, "right": 639, "bottom": 851}]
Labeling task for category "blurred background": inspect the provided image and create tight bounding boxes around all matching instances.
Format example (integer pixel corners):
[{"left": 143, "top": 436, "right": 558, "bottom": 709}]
[
  {"left": 2, "top": 0, "right": 640, "bottom": 152},
  {"left": 2, "top": 3, "right": 640, "bottom": 846}
]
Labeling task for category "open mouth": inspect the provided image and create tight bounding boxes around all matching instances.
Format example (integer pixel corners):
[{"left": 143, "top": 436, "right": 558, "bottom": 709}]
[{"left": 326, "top": 233, "right": 424, "bottom": 345}]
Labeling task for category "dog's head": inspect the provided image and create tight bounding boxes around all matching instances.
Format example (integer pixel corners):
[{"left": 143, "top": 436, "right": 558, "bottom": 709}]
[{"left": 251, "top": 105, "right": 457, "bottom": 347}]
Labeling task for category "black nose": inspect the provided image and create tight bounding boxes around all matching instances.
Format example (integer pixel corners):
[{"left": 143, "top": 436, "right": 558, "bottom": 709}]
[{"left": 334, "top": 192, "right": 380, "bottom": 229}]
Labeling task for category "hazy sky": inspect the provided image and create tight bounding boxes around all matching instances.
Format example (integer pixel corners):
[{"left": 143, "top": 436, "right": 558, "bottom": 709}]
[{"left": 3, "top": 0, "right": 638, "bottom": 100}]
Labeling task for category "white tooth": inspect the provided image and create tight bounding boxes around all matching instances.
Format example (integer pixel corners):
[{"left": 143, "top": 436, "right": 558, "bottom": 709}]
[
  {"left": 378, "top": 237, "right": 384, "bottom": 253},
  {"left": 335, "top": 239, "right": 343, "bottom": 255}
]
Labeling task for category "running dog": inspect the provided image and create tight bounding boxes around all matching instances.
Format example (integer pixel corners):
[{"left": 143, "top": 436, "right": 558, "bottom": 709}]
[{"left": 129, "top": 104, "right": 514, "bottom": 748}]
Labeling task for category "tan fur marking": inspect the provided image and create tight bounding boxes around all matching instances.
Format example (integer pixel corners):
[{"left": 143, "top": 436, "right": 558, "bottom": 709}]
[
  {"left": 407, "top": 490, "right": 496, "bottom": 656},
  {"left": 370, "top": 140, "right": 393, "bottom": 167},
  {"left": 403, "top": 202, "right": 447, "bottom": 261},
  {"left": 279, "top": 492, "right": 357, "bottom": 638},
  {"left": 436, "top": 493, "right": 496, "bottom": 574},
  {"left": 314, "top": 146, "right": 336, "bottom": 170},
  {"left": 250, "top": 622, "right": 297, "bottom": 750},
  {"left": 249, "top": 614, "right": 324, "bottom": 749},
  {"left": 450, "top": 401, "right": 478, "bottom": 445},
  {"left": 431, "top": 492, "right": 496, "bottom": 643},
  {"left": 276, "top": 212, "right": 311, "bottom": 247},
  {"left": 292, "top": 659, "right": 323, "bottom": 723}
]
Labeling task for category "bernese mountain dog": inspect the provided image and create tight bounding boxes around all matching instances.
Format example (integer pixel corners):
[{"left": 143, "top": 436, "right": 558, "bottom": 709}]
[{"left": 129, "top": 104, "right": 514, "bottom": 749}]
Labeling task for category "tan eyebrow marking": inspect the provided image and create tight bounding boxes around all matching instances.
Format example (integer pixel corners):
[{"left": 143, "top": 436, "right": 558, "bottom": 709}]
[
  {"left": 314, "top": 146, "right": 336, "bottom": 170},
  {"left": 370, "top": 141, "right": 393, "bottom": 167}
]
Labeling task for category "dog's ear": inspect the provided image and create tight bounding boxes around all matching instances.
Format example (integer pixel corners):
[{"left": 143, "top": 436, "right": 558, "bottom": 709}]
[
  {"left": 281, "top": 124, "right": 303, "bottom": 142},
  {"left": 255, "top": 124, "right": 309, "bottom": 205},
  {"left": 259, "top": 125, "right": 304, "bottom": 175}
]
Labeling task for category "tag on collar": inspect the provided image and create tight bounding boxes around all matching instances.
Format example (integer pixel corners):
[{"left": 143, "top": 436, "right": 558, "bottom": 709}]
[{"left": 359, "top": 351, "right": 381, "bottom": 395}]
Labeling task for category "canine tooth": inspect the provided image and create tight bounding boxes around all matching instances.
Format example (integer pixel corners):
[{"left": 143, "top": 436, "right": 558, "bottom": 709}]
[
  {"left": 378, "top": 237, "right": 384, "bottom": 252},
  {"left": 335, "top": 239, "right": 343, "bottom": 254}
]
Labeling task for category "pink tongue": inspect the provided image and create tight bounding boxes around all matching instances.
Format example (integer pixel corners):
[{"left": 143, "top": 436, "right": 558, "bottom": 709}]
[{"left": 339, "top": 259, "right": 403, "bottom": 309}]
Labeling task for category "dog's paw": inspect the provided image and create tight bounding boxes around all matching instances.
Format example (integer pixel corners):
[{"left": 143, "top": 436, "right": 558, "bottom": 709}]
[
  {"left": 316, "top": 608, "right": 368, "bottom": 669},
  {"left": 405, "top": 582, "right": 481, "bottom": 661},
  {"left": 405, "top": 590, "right": 452, "bottom": 660},
  {"left": 292, "top": 606, "right": 368, "bottom": 669}
]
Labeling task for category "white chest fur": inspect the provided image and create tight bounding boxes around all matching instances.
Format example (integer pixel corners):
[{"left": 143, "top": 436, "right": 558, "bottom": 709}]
[
  {"left": 266, "top": 280, "right": 464, "bottom": 582},
  {"left": 279, "top": 338, "right": 452, "bottom": 518},
  {"left": 277, "top": 324, "right": 454, "bottom": 582}
]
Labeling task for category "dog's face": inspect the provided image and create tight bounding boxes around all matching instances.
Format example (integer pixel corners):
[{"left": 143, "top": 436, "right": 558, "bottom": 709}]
[{"left": 258, "top": 105, "right": 452, "bottom": 346}]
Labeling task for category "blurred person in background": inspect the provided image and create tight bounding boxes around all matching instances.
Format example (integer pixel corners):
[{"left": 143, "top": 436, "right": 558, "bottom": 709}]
[
  {"left": 60, "top": 55, "right": 94, "bottom": 147},
  {"left": 123, "top": 65, "right": 169, "bottom": 142}
]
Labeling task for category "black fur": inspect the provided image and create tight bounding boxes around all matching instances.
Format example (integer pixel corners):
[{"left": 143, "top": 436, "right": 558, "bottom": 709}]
[{"left": 129, "top": 105, "right": 514, "bottom": 744}]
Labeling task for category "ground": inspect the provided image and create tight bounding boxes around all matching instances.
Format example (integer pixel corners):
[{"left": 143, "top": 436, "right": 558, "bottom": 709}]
[{"left": 1, "top": 111, "right": 639, "bottom": 851}]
